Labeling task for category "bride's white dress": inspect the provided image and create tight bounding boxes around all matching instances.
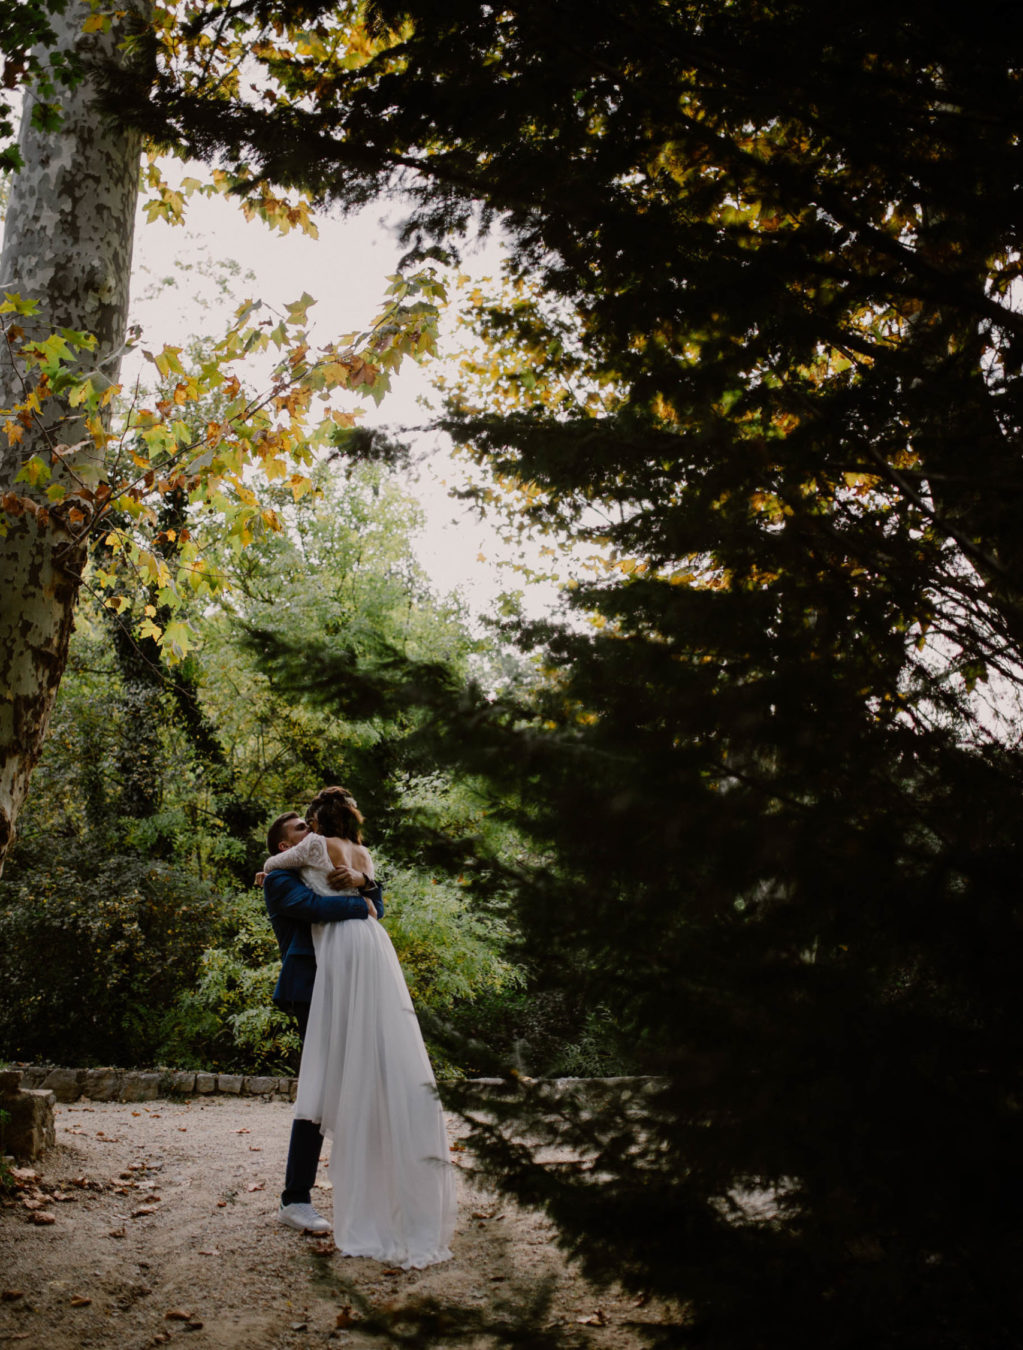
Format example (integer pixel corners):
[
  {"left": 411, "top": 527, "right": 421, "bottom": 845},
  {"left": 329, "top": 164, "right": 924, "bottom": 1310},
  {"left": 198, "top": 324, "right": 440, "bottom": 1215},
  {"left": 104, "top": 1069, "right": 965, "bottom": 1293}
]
[{"left": 265, "top": 832, "right": 455, "bottom": 1267}]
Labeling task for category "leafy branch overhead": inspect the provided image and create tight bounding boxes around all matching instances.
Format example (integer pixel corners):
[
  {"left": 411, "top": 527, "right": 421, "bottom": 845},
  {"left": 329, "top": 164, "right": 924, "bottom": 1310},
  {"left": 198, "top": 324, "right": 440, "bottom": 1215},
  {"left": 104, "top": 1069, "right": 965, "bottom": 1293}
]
[
  {"left": 0, "top": 266, "right": 446, "bottom": 657},
  {"left": 125, "top": 0, "right": 1023, "bottom": 658},
  {"left": 0, "top": 0, "right": 86, "bottom": 171}
]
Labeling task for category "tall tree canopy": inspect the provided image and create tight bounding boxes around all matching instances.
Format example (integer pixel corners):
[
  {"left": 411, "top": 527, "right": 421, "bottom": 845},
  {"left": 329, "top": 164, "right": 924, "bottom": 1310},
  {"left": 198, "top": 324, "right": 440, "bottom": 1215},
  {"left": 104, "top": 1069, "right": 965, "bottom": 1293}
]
[
  {"left": 134, "top": 3, "right": 1023, "bottom": 1347},
  {"left": 135, "top": 0, "right": 1023, "bottom": 690}
]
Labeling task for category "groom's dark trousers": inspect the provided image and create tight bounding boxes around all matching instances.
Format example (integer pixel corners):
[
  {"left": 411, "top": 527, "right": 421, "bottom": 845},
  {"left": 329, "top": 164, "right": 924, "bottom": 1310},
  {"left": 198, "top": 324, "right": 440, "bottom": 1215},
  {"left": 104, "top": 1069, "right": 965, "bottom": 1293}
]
[
  {"left": 263, "top": 871, "right": 383, "bottom": 1207},
  {"left": 281, "top": 1001, "right": 322, "bottom": 1206}
]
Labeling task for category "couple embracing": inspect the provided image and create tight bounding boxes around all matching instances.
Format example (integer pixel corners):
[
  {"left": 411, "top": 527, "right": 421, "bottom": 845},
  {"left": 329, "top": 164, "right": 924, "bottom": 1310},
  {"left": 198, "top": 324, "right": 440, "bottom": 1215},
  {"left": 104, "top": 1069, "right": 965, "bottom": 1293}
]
[{"left": 261, "top": 785, "right": 456, "bottom": 1269}]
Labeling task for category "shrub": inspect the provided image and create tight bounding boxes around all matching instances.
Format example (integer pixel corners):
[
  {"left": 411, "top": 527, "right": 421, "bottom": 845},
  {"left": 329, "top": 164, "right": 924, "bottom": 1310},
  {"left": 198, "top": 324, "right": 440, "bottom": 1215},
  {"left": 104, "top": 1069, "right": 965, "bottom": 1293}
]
[
  {"left": 162, "top": 890, "right": 302, "bottom": 1073},
  {"left": 0, "top": 854, "right": 221, "bottom": 1066}
]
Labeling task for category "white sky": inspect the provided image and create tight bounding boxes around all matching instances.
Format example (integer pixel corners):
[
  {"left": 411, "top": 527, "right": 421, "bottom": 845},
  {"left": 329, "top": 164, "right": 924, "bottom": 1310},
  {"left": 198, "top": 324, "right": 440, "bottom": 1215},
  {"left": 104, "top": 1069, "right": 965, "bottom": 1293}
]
[{"left": 127, "top": 188, "right": 568, "bottom": 622}]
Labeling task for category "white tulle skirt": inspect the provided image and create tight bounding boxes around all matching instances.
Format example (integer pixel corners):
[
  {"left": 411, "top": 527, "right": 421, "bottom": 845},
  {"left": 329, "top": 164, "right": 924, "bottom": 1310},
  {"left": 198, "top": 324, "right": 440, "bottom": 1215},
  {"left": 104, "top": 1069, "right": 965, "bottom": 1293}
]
[{"left": 294, "top": 909, "right": 456, "bottom": 1268}]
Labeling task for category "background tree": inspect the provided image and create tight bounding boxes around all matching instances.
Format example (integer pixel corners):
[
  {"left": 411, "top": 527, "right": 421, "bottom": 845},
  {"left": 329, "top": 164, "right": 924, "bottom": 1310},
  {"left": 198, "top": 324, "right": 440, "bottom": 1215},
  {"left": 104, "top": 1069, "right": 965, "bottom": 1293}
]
[
  {"left": 0, "top": 0, "right": 446, "bottom": 871},
  {"left": 147, "top": 2, "right": 1023, "bottom": 1346},
  {"left": 0, "top": 410, "right": 521, "bottom": 1071}
]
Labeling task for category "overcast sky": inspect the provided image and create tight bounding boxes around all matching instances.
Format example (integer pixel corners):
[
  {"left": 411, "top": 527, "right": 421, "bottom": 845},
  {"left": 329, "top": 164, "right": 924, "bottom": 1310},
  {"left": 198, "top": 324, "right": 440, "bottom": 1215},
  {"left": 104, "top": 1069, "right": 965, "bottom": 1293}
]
[{"left": 127, "top": 186, "right": 566, "bottom": 621}]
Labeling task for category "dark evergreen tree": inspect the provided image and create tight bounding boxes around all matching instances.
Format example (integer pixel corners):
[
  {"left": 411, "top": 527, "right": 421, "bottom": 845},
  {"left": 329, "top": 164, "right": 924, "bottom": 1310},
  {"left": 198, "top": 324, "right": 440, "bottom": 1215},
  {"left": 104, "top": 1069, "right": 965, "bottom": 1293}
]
[{"left": 129, "top": 3, "right": 1023, "bottom": 1345}]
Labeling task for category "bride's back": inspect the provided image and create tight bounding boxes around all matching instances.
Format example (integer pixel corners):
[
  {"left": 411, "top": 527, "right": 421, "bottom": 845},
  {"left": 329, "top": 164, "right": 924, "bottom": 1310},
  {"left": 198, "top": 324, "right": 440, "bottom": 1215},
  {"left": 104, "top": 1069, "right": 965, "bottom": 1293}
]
[{"left": 324, "top": 834, "right": 372, "bottom": 875}]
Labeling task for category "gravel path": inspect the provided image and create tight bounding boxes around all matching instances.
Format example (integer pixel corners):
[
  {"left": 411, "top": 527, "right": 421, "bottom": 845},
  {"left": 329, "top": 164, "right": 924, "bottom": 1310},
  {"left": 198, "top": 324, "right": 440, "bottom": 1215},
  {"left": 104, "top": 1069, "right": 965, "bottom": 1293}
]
[{"left": 0, "top": 1096, "right": 666, "bottom": 1349}]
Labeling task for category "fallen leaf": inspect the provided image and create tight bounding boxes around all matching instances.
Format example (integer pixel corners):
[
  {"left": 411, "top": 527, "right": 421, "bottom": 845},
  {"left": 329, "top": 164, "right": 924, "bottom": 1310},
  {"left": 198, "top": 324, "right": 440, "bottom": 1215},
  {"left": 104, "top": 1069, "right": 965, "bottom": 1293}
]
[
  {"left": 178, "top": 1127, "right": 187, "bottom": 1132},
  {"left": 233, "top": 1128, "right": 251, "bottom": 1135},
  {"left": 576, "top": 1311, "right": 609, "bottom": 1327},
  {"left": 196, "top": 1249, "right": 220, "bottom": 1257},
  {"left": 216, "top": 1200, "right": 227, "bottom": 1208},
  {"left": 30, "top": 1211, "right": 55, "bottom": 1226},
  {"left": 132, "top": 1205, "right": 159, "bottom": 1217},
  {"left": 165, "top": 1309, "right": 193, "bottom": 1321},
  {"left": 10, "top": 1167, "right": 37, "bottom": 1183},
  {"left": 131, "top": 1112, "right": 141, "bottom": 1118},
  {"left": 108, "top": 1228, "right": 126, "bottom": 1239},
  {"left": 70, "top": 1295, "right": 92, "bottom": 1307},
  {"left": 335, "top": 1307, "right": 353, "bottom": 1328},
  {"left": 245, "top": 1182, "right": 264, "bottom": 1193},
  {"left": 248, "top": 1146, "right": 262, "bottom": 1152},
  {"left": 1, "top": 1290, "right": 24, "bottom": 1301},
  {"left": 291, "top": 1323, "right": 308, "bottom": 1332},
  {"left": 185, "top": 1321, "right": 203, "bottom": 1332}
]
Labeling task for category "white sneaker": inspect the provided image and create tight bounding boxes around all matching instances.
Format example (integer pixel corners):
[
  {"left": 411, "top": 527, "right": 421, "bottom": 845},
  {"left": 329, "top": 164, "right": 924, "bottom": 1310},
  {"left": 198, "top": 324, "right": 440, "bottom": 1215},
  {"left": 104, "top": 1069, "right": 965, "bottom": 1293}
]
[{"left": 277, "top": 1202, "right": 332, "bottom": 1235}]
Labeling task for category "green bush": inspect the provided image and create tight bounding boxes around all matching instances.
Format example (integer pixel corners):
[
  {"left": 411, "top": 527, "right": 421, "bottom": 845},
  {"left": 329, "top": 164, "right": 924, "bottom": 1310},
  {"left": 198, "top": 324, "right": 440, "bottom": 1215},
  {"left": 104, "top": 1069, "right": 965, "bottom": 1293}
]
[
  {"left": 0, "top": 854, "right": 221, "bottom": 1066},
  {"left": 0, "top": 847, "right": 526, "bottom": 1076},
  {"left": 162, "top": 890, "right": 302, "bottom": 1073},
  {"left": 167, "top": 869, "right": 524, "bottom": 1076}
]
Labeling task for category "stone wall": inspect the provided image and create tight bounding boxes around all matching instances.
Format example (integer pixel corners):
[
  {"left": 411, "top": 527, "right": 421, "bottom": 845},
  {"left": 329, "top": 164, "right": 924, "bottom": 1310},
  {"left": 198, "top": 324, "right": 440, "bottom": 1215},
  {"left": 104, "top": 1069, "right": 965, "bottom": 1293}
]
[
  {"left": 8, "top": 1064, "right": 297, "bottom": 1105},
  {"left": 2, "top": 1064, "right": 660, "bottom": 1162},
  {"left": 1, "top": 1069, "right": 56, "bottom": 1160},
  {"left": 5, "top": 1064, "right": 658, "bottom": 1108}
]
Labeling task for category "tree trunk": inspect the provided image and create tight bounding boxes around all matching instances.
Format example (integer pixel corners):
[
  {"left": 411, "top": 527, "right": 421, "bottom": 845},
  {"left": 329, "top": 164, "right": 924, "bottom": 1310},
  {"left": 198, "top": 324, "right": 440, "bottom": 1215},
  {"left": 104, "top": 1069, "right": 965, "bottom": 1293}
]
[{"left": 0, "top": 1, "right": 149, "bottom": 870}]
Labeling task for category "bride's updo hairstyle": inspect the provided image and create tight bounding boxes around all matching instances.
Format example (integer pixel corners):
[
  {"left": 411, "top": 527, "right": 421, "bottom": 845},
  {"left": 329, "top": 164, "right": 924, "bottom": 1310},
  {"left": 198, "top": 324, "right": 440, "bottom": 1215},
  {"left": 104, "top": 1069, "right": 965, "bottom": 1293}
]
[{"left": 309, "top": 785, "right": 364, "bottom": 843}]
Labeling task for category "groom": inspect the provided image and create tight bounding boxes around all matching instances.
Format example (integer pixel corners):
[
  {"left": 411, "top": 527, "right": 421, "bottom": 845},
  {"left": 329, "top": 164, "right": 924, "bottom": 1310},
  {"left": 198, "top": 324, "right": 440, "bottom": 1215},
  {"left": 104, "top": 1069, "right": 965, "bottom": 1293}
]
[{"left": 263, "top": 809, "right": 381, "bottom": 1235}]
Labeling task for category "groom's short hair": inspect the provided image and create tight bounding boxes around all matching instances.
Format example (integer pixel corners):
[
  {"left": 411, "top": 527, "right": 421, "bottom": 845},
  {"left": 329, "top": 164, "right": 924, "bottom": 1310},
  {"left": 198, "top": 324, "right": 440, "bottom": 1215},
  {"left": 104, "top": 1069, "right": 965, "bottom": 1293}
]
[{"left": 267, "top": 811, "right": 300, "bottom": 855}]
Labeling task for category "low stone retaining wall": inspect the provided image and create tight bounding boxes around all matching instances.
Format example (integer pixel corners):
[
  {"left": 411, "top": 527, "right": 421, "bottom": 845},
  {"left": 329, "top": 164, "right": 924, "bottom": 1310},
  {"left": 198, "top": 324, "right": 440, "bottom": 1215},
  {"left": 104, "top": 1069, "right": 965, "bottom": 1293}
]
[
  {"left": 5, "top": 1064, "right": 660, "bottom": 1108},
  {"left": 2, "top": 1066, "right": 660, "bottom": 1161},
  {"left": 1, "top": 1070, "right": 55, "bottom": 1159},
  {"left": 7, "top": 1064, "right": 297, "bottom": 1105}
]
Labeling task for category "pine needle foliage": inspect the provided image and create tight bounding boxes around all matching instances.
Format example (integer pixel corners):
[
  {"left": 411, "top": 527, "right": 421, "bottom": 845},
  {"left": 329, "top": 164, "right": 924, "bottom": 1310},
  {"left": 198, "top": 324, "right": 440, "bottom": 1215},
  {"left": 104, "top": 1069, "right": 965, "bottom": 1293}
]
[{"left": 169, "top": 3, "right": 1023, "bottom": 1346}]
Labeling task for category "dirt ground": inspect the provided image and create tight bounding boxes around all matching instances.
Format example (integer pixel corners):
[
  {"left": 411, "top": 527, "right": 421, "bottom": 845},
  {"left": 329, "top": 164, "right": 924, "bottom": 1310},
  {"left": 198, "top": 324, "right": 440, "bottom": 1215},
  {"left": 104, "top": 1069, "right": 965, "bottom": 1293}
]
[{"left": 0, "top": 1096, "right": 667, "bottom": 1350}]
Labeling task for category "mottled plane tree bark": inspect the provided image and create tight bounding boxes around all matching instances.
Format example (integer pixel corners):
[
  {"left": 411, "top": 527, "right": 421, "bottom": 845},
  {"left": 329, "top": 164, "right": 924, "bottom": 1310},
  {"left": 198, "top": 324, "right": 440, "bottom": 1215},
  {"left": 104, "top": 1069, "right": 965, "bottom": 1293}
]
[{"left": 0, "top": 0, "right": 150, "bottom": 869}]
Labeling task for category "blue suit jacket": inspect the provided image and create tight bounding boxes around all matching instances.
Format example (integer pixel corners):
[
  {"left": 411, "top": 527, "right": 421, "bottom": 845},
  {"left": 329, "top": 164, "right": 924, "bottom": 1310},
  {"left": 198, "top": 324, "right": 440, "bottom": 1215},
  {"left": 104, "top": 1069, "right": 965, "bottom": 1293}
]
[{"left": 263, "top": 871, "right": 384, "bottom": 1008}]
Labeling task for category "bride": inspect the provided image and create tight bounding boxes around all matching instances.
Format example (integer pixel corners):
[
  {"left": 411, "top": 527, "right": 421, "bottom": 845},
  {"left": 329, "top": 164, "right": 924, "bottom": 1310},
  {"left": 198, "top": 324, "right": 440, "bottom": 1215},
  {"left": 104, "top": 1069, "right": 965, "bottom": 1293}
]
[{"left": 263, "top": 785, "right": 456, "bottom": 1268}]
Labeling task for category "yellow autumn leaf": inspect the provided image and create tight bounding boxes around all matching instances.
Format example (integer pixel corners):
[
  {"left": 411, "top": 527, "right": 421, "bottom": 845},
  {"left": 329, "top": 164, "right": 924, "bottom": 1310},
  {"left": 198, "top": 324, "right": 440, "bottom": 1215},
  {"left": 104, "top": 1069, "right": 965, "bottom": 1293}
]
[{"left": 285, "top": 292, "right": 316, "bottom": 325}]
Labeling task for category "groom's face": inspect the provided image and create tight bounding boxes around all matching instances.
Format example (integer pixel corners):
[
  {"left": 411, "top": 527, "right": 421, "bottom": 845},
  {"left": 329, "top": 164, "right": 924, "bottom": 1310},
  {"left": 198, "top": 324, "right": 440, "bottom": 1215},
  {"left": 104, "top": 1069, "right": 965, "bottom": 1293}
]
[{"left": 278, "top": 816, "right": 310, "bottom": 851}]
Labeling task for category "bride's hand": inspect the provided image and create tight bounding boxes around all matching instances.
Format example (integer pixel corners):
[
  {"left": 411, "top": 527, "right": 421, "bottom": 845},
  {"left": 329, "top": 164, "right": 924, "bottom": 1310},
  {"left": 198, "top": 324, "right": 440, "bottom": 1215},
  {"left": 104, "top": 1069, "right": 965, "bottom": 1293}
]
[
  {"left": 327, "top": 863, "right": 362, "bottom": 891},
  {"left": 253, "top": 870, "right": 266, "bottom": 886}
]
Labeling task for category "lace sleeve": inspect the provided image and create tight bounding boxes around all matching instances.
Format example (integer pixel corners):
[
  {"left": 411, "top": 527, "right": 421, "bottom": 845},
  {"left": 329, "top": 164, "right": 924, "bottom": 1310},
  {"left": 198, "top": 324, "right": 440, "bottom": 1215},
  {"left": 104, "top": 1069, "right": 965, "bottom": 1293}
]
[{"left": 264, "top": 831, "right": 330, "bottom": 874}]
